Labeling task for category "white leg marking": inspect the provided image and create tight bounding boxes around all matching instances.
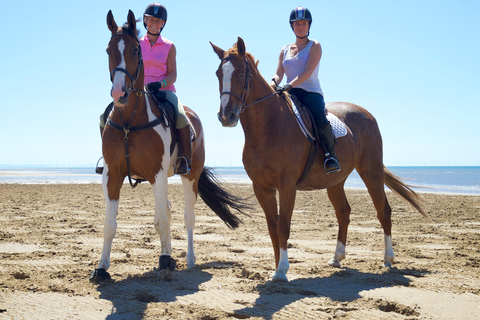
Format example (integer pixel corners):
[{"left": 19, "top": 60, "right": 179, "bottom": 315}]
[
  {"left": 98, "top": 164, "right": 118, "bottom": 270},
  {"left": 384, "top": 234, "right": 394, "bottom": 267},
  {"left": 328, "top": 241, "right": 346, "bottom": 268},
  {"left": 181, "top": 176, "right": 197, "bottom": 268},
  {"left": 221, "top": 61, "right": 234, "bottom": 111},
  {"left": 273, "top": 248, "right": 289, "bottom": 282},
  {"left": 153, "top": 170, "right": 171, "bottom": 256},
  {"left": 111, "top": 40, "right": 126, "bottom": 102}
]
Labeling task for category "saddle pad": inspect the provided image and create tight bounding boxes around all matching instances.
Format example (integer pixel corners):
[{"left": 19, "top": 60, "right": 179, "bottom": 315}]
[
  {"left": 327, "top": 113, "right": 347, "bottom": 138},
  {"left": 289, "top": 97, "right": 347, "bottom": 139}
]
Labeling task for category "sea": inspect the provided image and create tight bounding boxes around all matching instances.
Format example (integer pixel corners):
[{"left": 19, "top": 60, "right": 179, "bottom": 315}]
[{"left": 0, "top": 166, "right": 479, "bottom": 195}]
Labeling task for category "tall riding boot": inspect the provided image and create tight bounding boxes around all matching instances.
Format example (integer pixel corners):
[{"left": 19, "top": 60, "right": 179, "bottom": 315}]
[
  {"left": 318, "top": 122, "right": 341, "bottom": 174},
  {"left": 175, "top": 125, "right": 192, "bottom": 175}
]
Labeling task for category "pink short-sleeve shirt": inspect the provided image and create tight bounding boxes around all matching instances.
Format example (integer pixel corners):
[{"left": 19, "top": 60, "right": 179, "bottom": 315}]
[{"left": 140, "top": 34, "right": 176, "bottom": 92}]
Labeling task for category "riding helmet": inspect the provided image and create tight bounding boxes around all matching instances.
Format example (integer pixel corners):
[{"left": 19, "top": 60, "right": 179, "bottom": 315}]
[
  {"left": 143, "top": 3, "right": 168, "bottom": 31},
  {"left": 289, "top": 7, "right": 312, "bottom": 30}
]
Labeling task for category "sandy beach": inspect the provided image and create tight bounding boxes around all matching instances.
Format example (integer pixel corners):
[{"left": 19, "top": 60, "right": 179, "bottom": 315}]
[{"left": 0, "top": 183, "right": 479, "bottom": 319}]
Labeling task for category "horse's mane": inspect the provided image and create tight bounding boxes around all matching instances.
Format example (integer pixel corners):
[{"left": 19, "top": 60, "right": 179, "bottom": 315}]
[
  {"left": 122, "top": 22, "right": 140, "bottom": 39},
  {"left": 227, "top": 43, "right": 260, "bottom": 69}
]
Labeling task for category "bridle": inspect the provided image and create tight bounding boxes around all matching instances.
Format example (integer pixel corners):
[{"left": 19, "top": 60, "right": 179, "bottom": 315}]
[
  {"left": 106, "top": 32, "right": 164, "bottom": 188},
  {"left": 109, "top": 32, "right": 144, "bottom": 96},
  {"left": 220, "top": 56, "right": 277, "bottom": 113}
]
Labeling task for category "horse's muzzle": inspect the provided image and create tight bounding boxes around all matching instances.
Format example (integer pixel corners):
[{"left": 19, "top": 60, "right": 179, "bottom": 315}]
[
  {"left": 111, "top": 89, "right": 129, "bottom": 107},
  {"left": 218, "top": 110, "right": 239, "bottom": 128}
]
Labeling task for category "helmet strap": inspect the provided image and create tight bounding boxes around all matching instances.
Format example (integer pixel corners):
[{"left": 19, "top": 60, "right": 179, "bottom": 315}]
[
  {"left": 296, "top": 31, "right": 310, "bottom": 39},
  {"left": 147, "top": 30, "right": 160, "bottom": 37}
]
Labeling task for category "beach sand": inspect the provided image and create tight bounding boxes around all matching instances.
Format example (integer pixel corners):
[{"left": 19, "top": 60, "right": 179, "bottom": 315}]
[{"left": 0, "top": 183, "right": 479, "bottom": 319}]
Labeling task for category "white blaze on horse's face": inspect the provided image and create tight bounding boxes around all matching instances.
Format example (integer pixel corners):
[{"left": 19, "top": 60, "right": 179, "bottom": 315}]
[
  {"left": 111, "top": 39, "right": 127, "bottom": 105},
  {"left": 221, "top": 60, "right": 234, "bottom": 110}
]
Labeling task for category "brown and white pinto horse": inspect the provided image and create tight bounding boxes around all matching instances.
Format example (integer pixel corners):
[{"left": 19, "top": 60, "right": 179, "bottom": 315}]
[
  {"left": 211, "top": 37, "right": 424, "bottom": 282},
  {"left": 90, "top": 11, "right": 248, "bottom": 282}
]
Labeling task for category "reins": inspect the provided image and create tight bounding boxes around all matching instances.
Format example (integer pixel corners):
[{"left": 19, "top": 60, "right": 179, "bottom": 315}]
[{"left": 220, "top": 56, "right": 279, "bottom": 113}]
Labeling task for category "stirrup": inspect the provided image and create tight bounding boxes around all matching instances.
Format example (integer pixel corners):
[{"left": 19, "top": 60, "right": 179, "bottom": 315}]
[
  {"left": 174, "top": 156, "right": 191, "bottom": 175},
  {"left": 324, "top": 155, "right": 341, "bottom": 174},
  {"left": 95, "top": 157, "right": 104, "bottom": 175}
]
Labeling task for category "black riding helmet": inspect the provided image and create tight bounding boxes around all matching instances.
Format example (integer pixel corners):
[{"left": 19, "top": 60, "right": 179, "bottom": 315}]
[
  {"left": 289, "top": 7, "right": 312, "bottom": 36},
  {"left": 143, "top": 3, "right": 168, "bottom": 34}
]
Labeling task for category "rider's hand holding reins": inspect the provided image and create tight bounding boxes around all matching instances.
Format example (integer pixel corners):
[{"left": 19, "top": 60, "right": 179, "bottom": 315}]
[{"left": 276, "top": 83, "right": 292, "bottom": 93}]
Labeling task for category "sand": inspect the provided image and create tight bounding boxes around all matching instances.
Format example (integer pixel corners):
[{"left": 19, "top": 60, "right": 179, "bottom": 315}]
[{"left": 0, "top": 183, "right": 479, "bottom": 319}]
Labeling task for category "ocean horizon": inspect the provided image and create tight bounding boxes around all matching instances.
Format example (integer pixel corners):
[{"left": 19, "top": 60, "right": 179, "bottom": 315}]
[{"left": 0, "top": 166, "right": 479, "bottom": 195}]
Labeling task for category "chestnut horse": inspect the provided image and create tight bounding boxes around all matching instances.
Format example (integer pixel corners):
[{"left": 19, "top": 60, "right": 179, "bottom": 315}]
[
  {"left": 211, "top": 37, "right": 424, "bottom": 282},
  {"left": 90, "top": 11, "right": 248, "bottom": 282}
]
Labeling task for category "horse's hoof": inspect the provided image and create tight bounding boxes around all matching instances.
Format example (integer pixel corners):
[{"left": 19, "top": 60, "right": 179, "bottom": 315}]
[
  {"left": 328, "top": 258, "right": 341, "bottom": 268},
  {"left": 383, "top": 260, "right": 393, "bottom": 268},
  {"left": 272, "top": 272, "right": 288, "bottom": 283},
  {"left": 159, "top": 255, "right": 177, "bottom": 272},
  {"left": 89, "top": 268, "right": 111, "bottom": 283},
  {"left": 160, "top": 269, "right": 175, "bottom": 282}
]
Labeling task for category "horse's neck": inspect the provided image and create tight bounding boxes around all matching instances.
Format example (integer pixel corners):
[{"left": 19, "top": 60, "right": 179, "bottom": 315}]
[{"left": 241, "top": 78, "right": 291, "bottom": 138}]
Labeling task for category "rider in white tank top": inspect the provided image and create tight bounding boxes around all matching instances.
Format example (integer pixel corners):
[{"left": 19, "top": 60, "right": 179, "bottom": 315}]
[{"left": 282, "top": 41, "right": 323, "bottom": 96}]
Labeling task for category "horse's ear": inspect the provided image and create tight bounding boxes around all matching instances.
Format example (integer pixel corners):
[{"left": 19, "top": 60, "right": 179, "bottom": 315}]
[
  {"left": 237, "top": 37, "right": 246, "bottom": 56},
  {"left": 210, "top": 41, "right": 225, "bottom": 60},
  {"left": 127, "top": 10, "right": 136, "bottom": 30},
  {"left": 107, "top": 10, "right": 117, "bottom": 34}
]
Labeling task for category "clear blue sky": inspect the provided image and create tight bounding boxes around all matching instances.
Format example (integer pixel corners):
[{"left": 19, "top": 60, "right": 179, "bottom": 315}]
[{"left": 1, "top": 0, "right": 478, "bottom": 167}]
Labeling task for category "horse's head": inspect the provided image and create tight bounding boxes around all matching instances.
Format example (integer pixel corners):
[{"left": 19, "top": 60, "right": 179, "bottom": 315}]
[
  {"left": 106, "top": 10, "right": 143, "bottom": 108},
  {"left": 210, "top": 37, "right": 253, "bottom": 127}
]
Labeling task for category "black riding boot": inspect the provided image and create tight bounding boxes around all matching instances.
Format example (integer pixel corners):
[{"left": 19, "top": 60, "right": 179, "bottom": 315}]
[
  {"left": 175, "top": 126, "right": 192, "bottom": 175},
  {"left": 317, "top": 122, "right": 341, "bottom": 174}
]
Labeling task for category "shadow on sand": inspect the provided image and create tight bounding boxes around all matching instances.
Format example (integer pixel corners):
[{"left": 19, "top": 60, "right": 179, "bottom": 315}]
[
  {"left": 232, "top": 267, "right": 430, "bottom": 319},
  {"left": 93, "top": 264, "right": 215, "bottom": 319}
]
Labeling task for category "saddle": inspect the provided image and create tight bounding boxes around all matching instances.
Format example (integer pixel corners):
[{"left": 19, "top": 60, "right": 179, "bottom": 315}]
[
  {"left": 287, "top": 94, "right": 347, "bottom": 141},
  {"left": 285, "top": 94, "right": 347, "bottom": 185},
  {"left": 103, "top": 91, "right": 195, "bottom": 157}
]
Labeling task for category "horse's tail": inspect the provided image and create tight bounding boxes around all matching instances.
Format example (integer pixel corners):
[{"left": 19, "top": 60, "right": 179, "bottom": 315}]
[
  {"left": 198, "top": 167, "right": 252, "bottom": 228},
  {"left": 384, "top": 166, "right": 426, "bottom": 216}
]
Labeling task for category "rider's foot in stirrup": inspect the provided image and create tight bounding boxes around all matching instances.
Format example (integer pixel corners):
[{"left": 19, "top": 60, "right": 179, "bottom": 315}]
[
  {"left": 324, "top": 157, "right": 341, "bottom": 174},
  {"left": 175, "top": 157, "right": 191, "bottom": 175}
]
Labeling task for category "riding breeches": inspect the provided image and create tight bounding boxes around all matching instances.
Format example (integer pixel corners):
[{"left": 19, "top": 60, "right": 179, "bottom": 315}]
[{"left": 289, "top": 88, "right": 328, "bottom": 127}]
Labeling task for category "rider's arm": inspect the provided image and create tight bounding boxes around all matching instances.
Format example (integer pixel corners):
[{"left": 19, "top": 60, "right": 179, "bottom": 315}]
[
  {"left": 271, "top": 49, "right": 285, "bottom": 88},
  {"left": 288, "top": 41, "right": 321, "bottom": 88},
  {"left": 162, "top": 43, "right": 177, "bottom": 87}
]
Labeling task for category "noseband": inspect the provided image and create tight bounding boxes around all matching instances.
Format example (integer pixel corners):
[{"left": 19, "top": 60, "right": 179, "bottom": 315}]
[
  {"left": 109, "top": 32, "right": 144, "bottom": 95},
  {"left": 220, "top": 56, "right": 277, "bottom": 112}
]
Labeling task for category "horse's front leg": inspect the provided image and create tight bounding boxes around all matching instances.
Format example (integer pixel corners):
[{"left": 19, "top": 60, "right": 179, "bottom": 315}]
[
  {"left": 90, "top": 164, "right": 121, "bottom": 282},
  {"left": 326, "top": 183, "right": 351, "bottom": 267},
  {"left": 152, "top": 172, "right": 175, "bottom": 280},
  {"left": 252, "top": 183, "right": 279, "bottom": 265},
  {"left": 181, "top": 176, "right": 197, "bottom": 268},
  {"left": 273, "top": 185, "right": 297, "bottom": 282}
]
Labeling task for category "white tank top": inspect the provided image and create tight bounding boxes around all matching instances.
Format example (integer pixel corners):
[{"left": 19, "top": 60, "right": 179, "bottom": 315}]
[{"left": 282, "top": 40, "right": 323, "bottom": 96}]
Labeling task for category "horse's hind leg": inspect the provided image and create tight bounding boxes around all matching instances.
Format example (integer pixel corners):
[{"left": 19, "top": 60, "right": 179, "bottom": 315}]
[
  {"left": 357, "top": 168, "right": 394, "bottom": 267},
  {"left": 181, "top": 176, "right": 197, "bottom": 268},
  {"left": 326, "top": 181, "right": 351, "bottom": 267}
]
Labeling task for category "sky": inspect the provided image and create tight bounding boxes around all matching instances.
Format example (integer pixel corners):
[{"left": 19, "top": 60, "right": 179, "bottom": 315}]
[{"left": 1, "top": 0, "right": 479, "bottom": 168}]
